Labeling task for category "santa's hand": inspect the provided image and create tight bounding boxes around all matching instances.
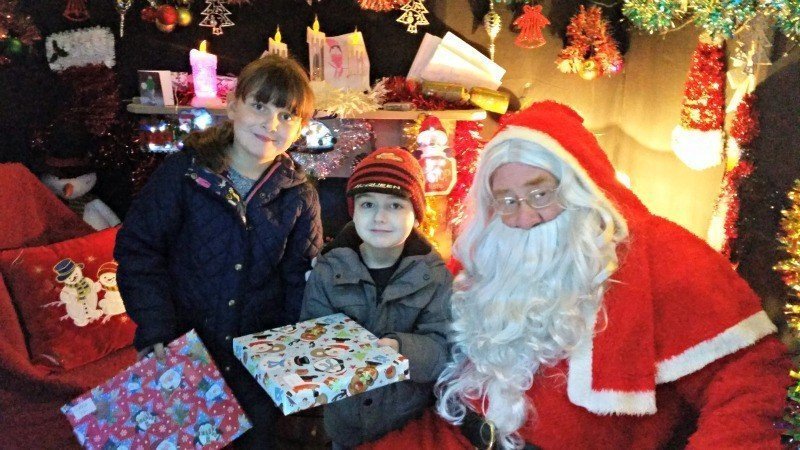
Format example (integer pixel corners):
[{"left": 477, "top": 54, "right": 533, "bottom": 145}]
[
  {"left": 377, "top": 338, "right": 400, "bottom": 352},
  {"left": 137, "top": 342, "right": 166, "bottom": 361}
]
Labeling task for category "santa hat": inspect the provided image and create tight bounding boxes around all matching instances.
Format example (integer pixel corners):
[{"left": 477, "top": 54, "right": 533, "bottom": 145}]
[
  {"left": 670, "top": 36, "right": 726, "bottom": 171},
  {"left": 347, "top": 147, "right": 426, "bottom": 223},
  {"left": 97, "top": 261, "right": 118, "bottom": 277},
  {"left": 487, "top": 101, "right": 648, "bottom": 223},
  {"left": 419, "top": 115, "right": 444, "bottom": 133}
]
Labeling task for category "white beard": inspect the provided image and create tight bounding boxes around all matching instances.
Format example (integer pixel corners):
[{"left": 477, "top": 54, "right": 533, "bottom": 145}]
[{"left": 438, "top": 211, "right": 607, "bottom": 449}]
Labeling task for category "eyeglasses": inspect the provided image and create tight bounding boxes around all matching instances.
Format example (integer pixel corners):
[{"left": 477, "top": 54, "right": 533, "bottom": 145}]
[{"left": 491, "top": 186, "right": 560, "bottom": 215}]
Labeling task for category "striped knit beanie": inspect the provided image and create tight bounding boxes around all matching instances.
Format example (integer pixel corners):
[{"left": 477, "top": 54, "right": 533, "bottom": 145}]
[{"left": 346, "top": 147, "right": 426, "bottom": 222}]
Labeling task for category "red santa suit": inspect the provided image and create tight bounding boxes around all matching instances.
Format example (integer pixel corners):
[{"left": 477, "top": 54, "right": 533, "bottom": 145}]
[{"left": 363, "top": 102, "right": 788, "bottom": 449}]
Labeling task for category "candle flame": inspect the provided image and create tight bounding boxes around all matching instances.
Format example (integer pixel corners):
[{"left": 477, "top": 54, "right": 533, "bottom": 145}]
[
  {"left": 350, "top": 29, "right": 362, "bottom": 46},
  {"left": 313, "top": 16, "right": 319, "bottom": 32},
  {"left": 274, "top": 26, "right": 282, "bottom": 44},
  {"left": 199, "top": 40, "right": 207, "bottom": 52}
]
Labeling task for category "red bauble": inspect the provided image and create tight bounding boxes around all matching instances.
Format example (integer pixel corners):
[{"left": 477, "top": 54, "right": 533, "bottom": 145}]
[
  {"left": 156, "top": 5, "right": 179, "bottom": 25},
  {"left": 141, "top": 6, "right": 157, "bottom": 22}
]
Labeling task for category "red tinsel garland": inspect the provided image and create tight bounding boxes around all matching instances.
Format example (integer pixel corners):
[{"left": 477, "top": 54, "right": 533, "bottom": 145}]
[
  {"left": 448, "top": 120, "right": 484, "bottom": 230},
  {"left": 730, "top": 93, "right": 760, "bottom": 149},
  {"left": 679, "top": 40, "right": 726, "bottom": 131},
  {"left": 720, "top": 92, "right": 759, "bottom": 259},
  {"left": 358, "top": 0, "right": 410, "bottom": 11},
  {"left": 381, "top": 76, "right": 472, "bottom": 111}
]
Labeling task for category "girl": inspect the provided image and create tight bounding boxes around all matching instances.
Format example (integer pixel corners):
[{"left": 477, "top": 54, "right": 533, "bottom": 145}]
[{"left": 114, "top": 55, "right": 322, "bottom": 448}]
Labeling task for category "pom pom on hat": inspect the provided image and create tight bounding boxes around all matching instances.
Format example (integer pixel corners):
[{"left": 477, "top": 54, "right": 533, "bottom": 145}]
[{"left": 346, "top": 147, "right": 426, "bottom": 222}]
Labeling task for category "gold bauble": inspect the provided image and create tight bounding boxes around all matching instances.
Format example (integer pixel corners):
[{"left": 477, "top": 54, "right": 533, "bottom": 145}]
[
  {"left": 177, "top": 7, "right": 192, "bottom": 26},
  {"left": 579, "top": 60, "right": 598, "bottom": 80}
]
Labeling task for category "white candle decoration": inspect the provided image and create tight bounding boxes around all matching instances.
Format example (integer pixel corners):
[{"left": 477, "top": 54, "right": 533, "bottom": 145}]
[
  {"left": 190, "top": 40, "right": 223, "bottom": 108},
  {"left": 306, "top": 16, "right": 326, "bottom": 81},
  {"left": 268, "top": 26, "right": 288, "bottom": 58}
]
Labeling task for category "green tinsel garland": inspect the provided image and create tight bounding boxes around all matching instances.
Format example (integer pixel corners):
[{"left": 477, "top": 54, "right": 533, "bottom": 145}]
[
  {"left": 763, "top": 0, "right": 800, "bottom": 41},
  {"left": 692, "top": 0, "right": 758, "bottom": 39},
  {"left": 622, "top": 0, "right": 684, "bottom": 34}
]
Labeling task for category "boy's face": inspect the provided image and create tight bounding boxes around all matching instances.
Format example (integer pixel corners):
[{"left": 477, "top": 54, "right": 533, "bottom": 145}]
[
  {"left": 227, "top": 95, "right": 303, "bottom": 164},
  {"left": 353, "top": 192, "right": 417, "bottom": 251}
]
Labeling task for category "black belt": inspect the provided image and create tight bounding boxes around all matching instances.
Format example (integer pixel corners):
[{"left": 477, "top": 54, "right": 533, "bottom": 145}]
[{"left": 459, "top": 409, "right": 542, "bottom": 450}]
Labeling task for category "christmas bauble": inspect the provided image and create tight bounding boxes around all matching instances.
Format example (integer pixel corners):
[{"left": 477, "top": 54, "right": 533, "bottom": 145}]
[
  {"left": 156, "top": 5, "right": 179, "bottom": 25},
  {"left": 141, "top": 6, "right": 157, "bottom": 22},
  {"left": 5, "top": 37, "right": 23, "bottom": 55},
  {"left": 155, "top": 20, "right": 176, "bottom": 33},
  {"left": 177, "top": 7, "right": 192, "bottom": 26},
  {"left": 579, "top": 61, "right": 598, "bottom": 80}
]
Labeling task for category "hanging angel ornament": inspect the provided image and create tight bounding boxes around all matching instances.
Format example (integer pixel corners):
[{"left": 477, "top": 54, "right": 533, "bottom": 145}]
[
  {"left": 483, "top": 1, "right": 502, "bottom": 60},
  {"left": 513, "top": 4, "right": 549, "bottom": 49}
]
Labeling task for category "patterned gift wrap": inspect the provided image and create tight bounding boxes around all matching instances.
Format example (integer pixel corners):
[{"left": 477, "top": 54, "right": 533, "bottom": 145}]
[
  {"left": 61, "top": 330, "right": 251, "bottom": 449},
  {"left": 233, "top": 313, "right": 410, "bottom": 415}
]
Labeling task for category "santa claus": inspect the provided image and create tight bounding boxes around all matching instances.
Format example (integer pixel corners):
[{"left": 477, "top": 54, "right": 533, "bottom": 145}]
[{"left": 364, "top": 101, "right": 788, "bottom": 449}]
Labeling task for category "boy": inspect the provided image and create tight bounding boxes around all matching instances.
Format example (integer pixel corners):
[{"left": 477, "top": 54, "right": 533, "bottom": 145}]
[{"left": 300, "top": 147, "right": 453, "bottom": 448}]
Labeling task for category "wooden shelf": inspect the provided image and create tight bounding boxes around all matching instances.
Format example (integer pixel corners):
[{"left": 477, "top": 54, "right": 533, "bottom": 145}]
[{"left": 126, "top": 102, "right": 486, "bottom": 121}]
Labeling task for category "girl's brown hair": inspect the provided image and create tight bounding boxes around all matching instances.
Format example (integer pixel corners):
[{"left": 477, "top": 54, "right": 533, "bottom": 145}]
[{"left": 185, "top": 55, "right": 315, "bottom": 172}]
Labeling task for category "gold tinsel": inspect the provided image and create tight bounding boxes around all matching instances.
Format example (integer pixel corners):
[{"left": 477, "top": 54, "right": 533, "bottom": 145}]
[
  {"left": 418, "top": 198, "right": 440, "bottom": 251},
  {"left": 401, "top": 113, "right": 426, "bottom": 153},
  {"left": 775, "top": 179, "right": 800, "bottom": 337}
]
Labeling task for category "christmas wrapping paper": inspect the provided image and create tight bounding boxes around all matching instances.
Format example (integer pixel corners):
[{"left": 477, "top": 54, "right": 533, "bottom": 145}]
[
  {"left": 233, "top": 313, "right": 410, "bottom": 415},
  {"left": 61, "top": 330, "right": 251, "bottom": 449}
]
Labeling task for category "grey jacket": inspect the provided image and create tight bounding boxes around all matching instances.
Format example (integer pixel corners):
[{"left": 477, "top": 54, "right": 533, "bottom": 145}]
[{"left": 300, "top": 223, "right": 453, "bottom": 447}]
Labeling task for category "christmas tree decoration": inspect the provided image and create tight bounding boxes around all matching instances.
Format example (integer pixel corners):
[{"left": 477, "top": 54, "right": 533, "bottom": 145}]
[
  {"left": 358, "top": 0, "right": 409, "bottom": 11},
  {"left": 0, "top": 0, "right": 41, "bottom": 65},
  {"left": 763, "top": 0, "right": 800, "bottom": 41},
  {"left": 513, "top": 4, "right": 549, "bottom": 49},
  {"left": 113, "top": 0, "right": 133, "bottom": 37},
  {"left": 64, "top": 0, "right": 90, "bottom": 22},
  {"left": 199, "top": 0, "right": 234, "bottom": 35},
  {"left": 555, "top": 5, "right": 624, "bottom": 80},
  {"left": 448, "top": 120, "right": 484, "bottom": 229},
  {"left": 483, "top": 1, "right": 502, "bottom": 60},
  {"left": 396, "top": 0, "right": 429, "bottom": 34},
  {"left": 671, "top": 35, "right": 726, "bottom": 171},
  {"left": 621, "top": 0, "right": 684, "bottom": 34},
  {"left": 692, "top": 0, "right": 757, "bottom": 39}
]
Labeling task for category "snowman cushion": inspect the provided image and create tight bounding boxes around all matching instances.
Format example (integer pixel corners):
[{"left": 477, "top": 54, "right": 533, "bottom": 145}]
[{"left": 0, "top": 226, "right": 135, "bottom": 370}]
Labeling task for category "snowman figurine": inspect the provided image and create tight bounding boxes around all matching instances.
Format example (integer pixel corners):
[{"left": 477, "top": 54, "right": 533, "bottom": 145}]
[
  {"left": 39, "top": 126, "right": 120, "bottom": 230},
  {"left": 416, "top": 116, "right": 457, "bottom": 196}
]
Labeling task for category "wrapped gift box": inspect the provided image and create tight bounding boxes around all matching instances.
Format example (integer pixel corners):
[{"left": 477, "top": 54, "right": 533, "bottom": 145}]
[
  {"left": 61, "top": 330, "right": 251, "bottom": 449},
  {"left": 233, "top": 313, "right": 410, "bottom": 415}
]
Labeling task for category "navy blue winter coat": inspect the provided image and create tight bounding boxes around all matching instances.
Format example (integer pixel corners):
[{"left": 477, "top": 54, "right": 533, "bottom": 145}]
[{"left": 114, "top": 150, "right": 322, "bottom": 377}]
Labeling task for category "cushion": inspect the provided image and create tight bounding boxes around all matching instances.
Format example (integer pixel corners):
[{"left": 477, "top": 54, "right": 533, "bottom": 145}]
[{"left": 0, "top": 227, "right": 135, "bottom": 370}]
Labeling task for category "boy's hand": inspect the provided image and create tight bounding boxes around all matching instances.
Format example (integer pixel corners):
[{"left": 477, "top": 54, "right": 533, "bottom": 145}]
[
  {"left": 137, "top": 342, "right": 166, "bottom": 361},
  {"left": 377, "top": 338, "right": 399, "bottom": 352}
]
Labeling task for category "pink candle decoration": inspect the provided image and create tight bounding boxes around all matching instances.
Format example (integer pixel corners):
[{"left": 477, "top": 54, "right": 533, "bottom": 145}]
[
  {"left": 268, "top": 26, "right": 288, "bottom": 58},
  {"left": 190, "top": 40, "right": 223, "bottom": 108},
  {"left": 306, "top": 16, "right": 325, "bottom": 81}
]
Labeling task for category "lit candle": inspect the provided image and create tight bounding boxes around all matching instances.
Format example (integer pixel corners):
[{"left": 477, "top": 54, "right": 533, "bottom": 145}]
[
  {"left": 268, "top": 26, "right": 288, "bottom": 58},
  {"left": 306, "top": 16, "right": 326, "bottom": 81},
  {"left": 190, "top": 41, "right": 223, "bottom": 108}
]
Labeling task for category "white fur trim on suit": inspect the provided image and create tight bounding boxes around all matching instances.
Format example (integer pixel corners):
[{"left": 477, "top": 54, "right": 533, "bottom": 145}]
[
  {"left": 656, "top": 310, "right": 777, "bottom": 383},
  {"left": 567, "top": 310, "right": 776, "bottom": 415},
  {"left": 567, "top": 310, "right": 658, "bottom": 416}
]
